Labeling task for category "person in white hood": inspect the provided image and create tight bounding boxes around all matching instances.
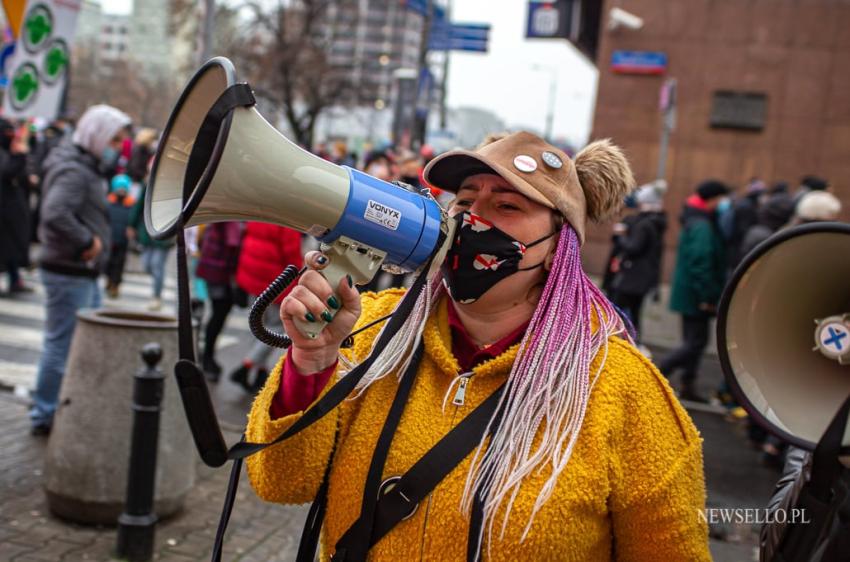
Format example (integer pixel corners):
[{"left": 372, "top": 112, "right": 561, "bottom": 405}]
[{"left": 31, "top": 104, "right": 132, "bottom": 435}]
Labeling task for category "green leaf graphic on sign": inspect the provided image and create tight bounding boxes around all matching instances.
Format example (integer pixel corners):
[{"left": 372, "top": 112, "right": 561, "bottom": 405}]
[
  {"left": 26, "top": 12, "right": 52, "bottom": 46},
  {"left": 46, "top": 46, "right": 67, "bottom": 77},
  {"left": 13, "top": 69, "right": 38, "bottom": 103},
  {"left": 22, "top": 5, "right": 54, "bottom": 54}
]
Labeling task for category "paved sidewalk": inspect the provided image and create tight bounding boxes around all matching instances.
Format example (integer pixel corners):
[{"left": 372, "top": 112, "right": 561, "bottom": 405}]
[{"left": 0, "top": 392, "right": 307, "bottom": 562}]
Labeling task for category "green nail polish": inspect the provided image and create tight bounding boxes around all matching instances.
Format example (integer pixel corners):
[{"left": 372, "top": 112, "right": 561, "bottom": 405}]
[
  {"left": 346, "top": 274, "right": 353, "bottom": 288},
  {"left": 305, "top": 312, "right": 316, "bottom": 323},
  {"left": 327, "top": 295, "right": 340, "bottom": 309},
  {"left": 321, "top": 310, "right": 333, "bottom": 323}
]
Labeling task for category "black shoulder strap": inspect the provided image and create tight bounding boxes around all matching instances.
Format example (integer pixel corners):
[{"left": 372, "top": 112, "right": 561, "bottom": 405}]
[
  {"left": 369, "top": 384, "right": 504, "bottom": 548},
  {"left": 330, "top": 343, "right": 424, "bottom": 561},
  {"left": 295, "top": 425, "right": 340, "bottom": 562},
  {"left": 332, "top": 383, "right": 505, "bottom": 561}
]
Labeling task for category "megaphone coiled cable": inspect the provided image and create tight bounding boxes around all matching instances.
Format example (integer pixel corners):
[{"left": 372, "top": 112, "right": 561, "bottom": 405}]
[
  {"left": 249, "top": 265, "right": 303, "bottom": 349},
  {"left": 248, "top": 265, "right": 394, "bottom": 350}
]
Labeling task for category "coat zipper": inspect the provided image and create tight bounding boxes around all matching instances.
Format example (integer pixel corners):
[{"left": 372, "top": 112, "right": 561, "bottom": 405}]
[{"left": 419, "top": 372, "right": 474, "bottom": 560}]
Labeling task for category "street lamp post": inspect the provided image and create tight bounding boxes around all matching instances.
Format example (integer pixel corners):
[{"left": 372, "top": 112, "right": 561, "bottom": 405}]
[{"left": 532, "top": 64, "right": 558, "bottom": 141}]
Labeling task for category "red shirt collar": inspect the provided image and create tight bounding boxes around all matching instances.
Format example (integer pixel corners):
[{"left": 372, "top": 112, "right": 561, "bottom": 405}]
[{"left": 446, "top": 299, "right": 529, "bottom": 372}]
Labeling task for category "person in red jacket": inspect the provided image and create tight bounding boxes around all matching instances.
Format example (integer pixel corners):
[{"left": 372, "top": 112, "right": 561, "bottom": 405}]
[{"left": 229, "top": 222, "right": 303, "bottom": 392}]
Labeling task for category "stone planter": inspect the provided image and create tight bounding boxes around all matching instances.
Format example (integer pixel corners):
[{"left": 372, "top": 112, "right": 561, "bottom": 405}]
[{"left": 44, "top": 309, "right": 196, "bottom": 525}]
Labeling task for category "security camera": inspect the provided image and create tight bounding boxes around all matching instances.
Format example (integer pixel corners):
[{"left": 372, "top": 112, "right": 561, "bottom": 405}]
[{"left": 608, "top": 7, "right": 644, "bottom": 31}]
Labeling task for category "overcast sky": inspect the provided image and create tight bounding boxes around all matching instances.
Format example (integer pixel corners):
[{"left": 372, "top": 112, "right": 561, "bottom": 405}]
[{"left": 101, "top": 0, "right": 598, "bottom": 146}]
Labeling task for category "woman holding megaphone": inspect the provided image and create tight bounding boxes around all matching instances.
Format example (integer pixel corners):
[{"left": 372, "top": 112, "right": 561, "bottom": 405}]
[{"left": 244, "top": 132, "right": 710, "bottom": 561}]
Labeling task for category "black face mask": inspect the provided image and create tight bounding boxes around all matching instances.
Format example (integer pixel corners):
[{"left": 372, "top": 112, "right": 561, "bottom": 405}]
[{"left": 441, "top": 211, "right": 556, "bottom": 304}]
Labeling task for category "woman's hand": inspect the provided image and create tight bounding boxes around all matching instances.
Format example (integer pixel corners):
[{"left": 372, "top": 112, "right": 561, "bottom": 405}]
[{"left": 280, "top": 251, "right": 361, "bottom": 375}]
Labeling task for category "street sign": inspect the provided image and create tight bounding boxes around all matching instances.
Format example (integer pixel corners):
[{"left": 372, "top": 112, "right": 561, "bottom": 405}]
[
  {"left": 611, "top": 50, "right": 667, "bottom": 75},
  {"left": 526, "top": 0, "right": 576, "bottom": 40},
  {"left": 2, "top": 0, "right": 80, "bottom": 120},
  {"left": 429, "top": 22, "right": 490, "bottom": 52}
]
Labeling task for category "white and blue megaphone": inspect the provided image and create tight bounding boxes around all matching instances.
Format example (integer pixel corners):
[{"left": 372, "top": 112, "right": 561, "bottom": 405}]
[{"left": 145, "top": 57, "right": 452, "bottom": 339}]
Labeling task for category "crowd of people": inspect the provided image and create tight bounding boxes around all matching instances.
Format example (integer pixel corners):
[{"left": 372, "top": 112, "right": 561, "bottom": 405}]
[
  {"left": 0, "top": 113, "right": 444, "bottom": 435},
  {"left": 603, "top": 173, "right": 843, "bottom": 467},
  {"left": 1, "top": 109, "right": 845, "bottom": 557}
]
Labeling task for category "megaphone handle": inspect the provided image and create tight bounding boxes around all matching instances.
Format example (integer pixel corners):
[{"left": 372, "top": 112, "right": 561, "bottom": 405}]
[{"left": 293, "top": 238, "right": 386, "bottom": 339}]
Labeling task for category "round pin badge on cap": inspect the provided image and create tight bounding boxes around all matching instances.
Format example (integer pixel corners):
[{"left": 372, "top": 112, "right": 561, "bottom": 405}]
[
  {"left": 513, "top": 155, "right": 537, "bottom": 173},
  {"left": 541, "top": 151, "right": 563, "bottom": 169}
]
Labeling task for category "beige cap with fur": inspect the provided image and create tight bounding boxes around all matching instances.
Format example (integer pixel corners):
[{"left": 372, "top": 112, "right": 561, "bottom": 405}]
[{"left": 423, "top": 131, "right": 635, "bottom": 243}]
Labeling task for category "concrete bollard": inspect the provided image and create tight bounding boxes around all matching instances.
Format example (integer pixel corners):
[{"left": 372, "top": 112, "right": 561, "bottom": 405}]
[{"left": 44, "top": 309, "right": 196, "bottom": 525}]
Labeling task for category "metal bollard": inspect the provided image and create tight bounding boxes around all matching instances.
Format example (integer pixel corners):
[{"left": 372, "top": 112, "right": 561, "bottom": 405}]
[{"left": 115, "top": 343, "right": 165, "bottom": 562}]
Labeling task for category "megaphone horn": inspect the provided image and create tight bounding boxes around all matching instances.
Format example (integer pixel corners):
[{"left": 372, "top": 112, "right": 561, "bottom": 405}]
[
  {"left": 717, "top": 222, "right": 850, "bottom": 453},
  {"left": 145, "top": 57, "right": 451, "bottom": 338}
]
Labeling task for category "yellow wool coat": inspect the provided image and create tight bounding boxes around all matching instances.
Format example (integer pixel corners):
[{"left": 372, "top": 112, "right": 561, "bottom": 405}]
[{"left": 246, "top": 289, "right": 710, "bottom": 561}]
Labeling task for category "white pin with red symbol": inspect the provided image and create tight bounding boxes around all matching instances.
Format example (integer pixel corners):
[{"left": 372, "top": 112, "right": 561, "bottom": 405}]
[{"left": 513, "top": 155, "right": 537, "bottom": 173}]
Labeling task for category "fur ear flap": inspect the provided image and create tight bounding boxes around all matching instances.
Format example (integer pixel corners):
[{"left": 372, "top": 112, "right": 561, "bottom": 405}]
[{"left": 574, "top": 139, "right": 636, "bottom": 222}]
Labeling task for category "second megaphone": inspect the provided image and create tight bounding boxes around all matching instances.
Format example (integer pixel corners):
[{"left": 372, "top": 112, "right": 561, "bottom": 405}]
[{"left": 144, "top": 57, "right": 450, "bottom": 338}]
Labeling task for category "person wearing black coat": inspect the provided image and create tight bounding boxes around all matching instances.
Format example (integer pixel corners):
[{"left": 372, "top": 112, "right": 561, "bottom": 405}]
[
  {"left": 126, "top": 127, "right": 157, "bottom": 184},
  {"left": 728, "top": 178, "right": 766, "bottom": 269},
  {"left": 610, "top": 181, "right": 668, "bottom": 338},
  {"left": 0, "top": 119, "right": 34, "bottom": 294},
  {"left": 738, "top": 193, "right": 795, "bottom": 261}
]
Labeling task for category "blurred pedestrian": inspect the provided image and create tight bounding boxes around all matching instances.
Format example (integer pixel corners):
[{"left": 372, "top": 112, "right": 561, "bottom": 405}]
[
  {"left": 196, "top": 222, "right": 243, "bottom": 382},
  {"left": 333, "top": 141, "right": 355, "bottom": 168},
  {"left": 362, "top": 148, "right": 396, "bottom": 181},
  {"left": 0, "top": 119, "right": 34, "bottom": 294},
  {"left": 397, "top": 149, "right": 423, "bottom": 190},
  {"left": 30, "top": 104, "right": 131, "bottom": 435},
  {"left": 789, "top": 190, "right": 842, "bottom": 225},
  {"left": 27, "top": 117, "right": 72, "bottom": 242},
  {"left": 601, "top": 191, "right": 638, "bottom": 298},
  {"left": 228, "top": 222, "right": 303, "bottom": 392},
  {"left": 103, "top": 173, "right": 136, "bottom": 299},
  {"left": 738, "top": 194, "right": 796, "bottom": 261},
  {"left": 129, "top": 185, "right": 175, "bottom": 311},
  {"left": 657, "top": 180, "right": 730, "bottom": 403},
  {"left": 792, "top": 175, "right": 829, "bottom": 207},
  {"left": 609, "top": 180, "right": 668, "bottom": 338},
  {"left": 727, "top": 177, "right": 766, "bottom": 268},
  {"left": 126, "top": 128, "right": 157, "bottom": 200}
]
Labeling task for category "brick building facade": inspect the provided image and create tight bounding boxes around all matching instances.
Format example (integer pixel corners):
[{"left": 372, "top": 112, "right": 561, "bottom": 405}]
[{"left": 578, "top": 0, "right": 849, "bottom": 277}]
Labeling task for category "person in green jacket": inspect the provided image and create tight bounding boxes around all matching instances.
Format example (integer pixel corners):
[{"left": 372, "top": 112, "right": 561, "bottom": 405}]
[{"left": 658, "top": 180, "right": 729, "bottom": 402}]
